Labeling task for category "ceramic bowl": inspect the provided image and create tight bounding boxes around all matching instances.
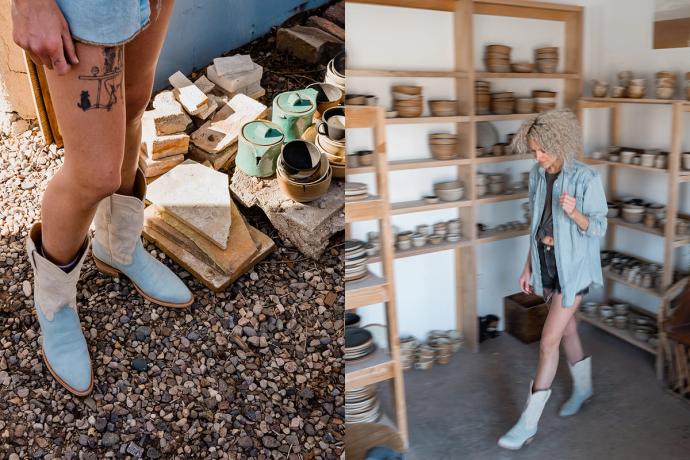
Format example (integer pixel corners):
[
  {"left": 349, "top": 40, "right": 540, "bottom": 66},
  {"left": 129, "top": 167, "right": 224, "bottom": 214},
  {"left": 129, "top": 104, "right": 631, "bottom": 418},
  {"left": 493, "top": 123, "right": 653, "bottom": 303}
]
[
  {"left": 599, "top": 304, "right": 614, "bottom": 319},
  {"left": 424, "top": 195, "right": 439, "bottom": 204},
  {"left": 511, "top": 62, "right": 534, "bottom": 73},
  {"left": 357, "top": 150, "right": 374, "bottom": 166},
  {"left": 656, "top": 87, "right": 675, "bottom": 99},
  {"left": 582, "top": 302, "right": 598, "bottom": 317},
  {"left": 316, "top": 132, "right": 345, "bottom": 157},
  {"left": 277, "top": 162, "right": 332, "bottom": 203},
  {"left": 434, "top": 181, "right": 465, "bottom": 202},
  {"left": 428, "top": 100, "right": 458, "bottom": 116},
  {"left": 281, "top": 140, "right": 322, "bottom": 179},
  {"left": 614, "top": 315, "right": 628, "bottom": 329},
  {"left": 392, "top": 85, "right": 423, "bottom": 96},
  {"left": 346, "top": 154, "right": 359, "bottom": 168},
  {"left": 614, "top": 303, "right": 629, "bottom": 315},
  {"left": 415, "top": 225, "right": 430, "bottom": 236}
]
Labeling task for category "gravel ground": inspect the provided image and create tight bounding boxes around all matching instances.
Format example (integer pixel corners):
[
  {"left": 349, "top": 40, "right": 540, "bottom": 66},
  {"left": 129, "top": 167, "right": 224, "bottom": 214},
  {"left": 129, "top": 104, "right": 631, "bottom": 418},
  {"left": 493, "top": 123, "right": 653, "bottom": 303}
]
[{"left": 0, "top": 9, "right": 345, "bottom": 459}]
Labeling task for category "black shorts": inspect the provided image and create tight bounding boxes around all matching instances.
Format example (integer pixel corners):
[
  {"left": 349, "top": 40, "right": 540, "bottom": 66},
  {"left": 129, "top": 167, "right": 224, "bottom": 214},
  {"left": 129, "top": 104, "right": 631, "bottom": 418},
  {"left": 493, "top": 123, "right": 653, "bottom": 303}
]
[{"left": 538, "top": 242, "right": 589, "bottom": 297}]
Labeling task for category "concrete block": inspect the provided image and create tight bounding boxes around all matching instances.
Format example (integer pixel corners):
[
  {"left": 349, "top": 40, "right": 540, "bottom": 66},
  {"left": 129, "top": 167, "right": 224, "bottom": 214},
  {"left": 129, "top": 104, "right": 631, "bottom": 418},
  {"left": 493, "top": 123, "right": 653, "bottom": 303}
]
[
  {"left": 206, "top": 63, "right": 263, "bottom": 95},
  {"left": 276, "top": 25, "right": 343, "bottom": 64},
  {"left": 193, "top": 75, "right": 216, "bottom": 94},
  {"left": 230, "top": 168, "right": 344, "bottom": 259},
  {"left": 188, "top": 143, "right": 237, "bottom": 171},
  {"left": 169, "top": 71, "right": 209, "bottom": 115},
  {"left": 213, "top": 54, "right": 254, "bottom": 75},
  {"left": 141, "top": 111, "right": 190, "bottom": 159},
  {"left": 138, "top": 151, "right": 184, "bottom": 178},
  {"left": 151, "top": 91, "right": 192, "bottom": 135}
]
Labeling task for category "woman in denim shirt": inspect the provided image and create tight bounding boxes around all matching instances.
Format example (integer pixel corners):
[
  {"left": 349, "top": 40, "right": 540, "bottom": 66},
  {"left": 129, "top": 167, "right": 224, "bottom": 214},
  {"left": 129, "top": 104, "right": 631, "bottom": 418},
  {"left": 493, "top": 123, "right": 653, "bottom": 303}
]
[{"left": 498, "top": 109, "right": 608, "bottom": 450}]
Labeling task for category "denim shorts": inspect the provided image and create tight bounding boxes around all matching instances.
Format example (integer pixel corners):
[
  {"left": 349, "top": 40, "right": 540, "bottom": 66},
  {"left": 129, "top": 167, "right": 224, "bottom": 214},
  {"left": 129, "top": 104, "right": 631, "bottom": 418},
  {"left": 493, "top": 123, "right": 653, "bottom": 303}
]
[
  {"left": 55, "top": 0, "right": 158, "bottom": 46},
  {"left": 538, "top": 242, "right": 589, "bottom": 299}
]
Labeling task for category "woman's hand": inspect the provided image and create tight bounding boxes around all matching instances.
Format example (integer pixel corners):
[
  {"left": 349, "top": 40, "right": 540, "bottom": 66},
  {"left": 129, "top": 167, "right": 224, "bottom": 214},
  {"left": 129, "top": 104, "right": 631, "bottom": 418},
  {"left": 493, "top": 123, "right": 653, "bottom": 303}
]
[
  {"left": 560, "top": 192, "right": 577, "bottom": 217},
  {"left": 11, "top": 0, "right": 79, "bottom": 75},
  {"left": 519, "top": 264, "right": 532, "bottom": 294}
]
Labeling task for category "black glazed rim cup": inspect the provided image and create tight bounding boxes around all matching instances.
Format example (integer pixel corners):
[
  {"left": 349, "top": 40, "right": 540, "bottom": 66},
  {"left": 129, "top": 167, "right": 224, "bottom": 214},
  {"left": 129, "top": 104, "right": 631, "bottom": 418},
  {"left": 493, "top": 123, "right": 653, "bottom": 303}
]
[
  {"left": 345, "top": 327, "right": 372, "bottom": 349},
  {"left": 281, "top": 140, "right": 321, "bottom": 177},
  {"left": 345, "top": 312, "right": 361, "bottom": 327}
]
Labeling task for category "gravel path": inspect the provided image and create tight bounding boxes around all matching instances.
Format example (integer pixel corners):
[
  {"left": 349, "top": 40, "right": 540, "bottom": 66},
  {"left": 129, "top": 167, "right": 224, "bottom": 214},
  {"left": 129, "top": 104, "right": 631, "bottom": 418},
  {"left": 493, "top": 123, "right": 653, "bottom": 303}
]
[{"left": 0, "top": 28, "right": 345, "bottom": 459}]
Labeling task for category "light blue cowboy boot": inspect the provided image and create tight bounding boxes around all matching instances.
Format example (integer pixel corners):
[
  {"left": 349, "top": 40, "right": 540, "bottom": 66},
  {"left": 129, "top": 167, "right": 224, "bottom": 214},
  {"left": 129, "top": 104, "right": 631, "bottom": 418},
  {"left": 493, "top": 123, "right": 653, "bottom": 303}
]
[
  {"left": 498, "top": 381, "right": 551, "bottom": 450},
  {"left": 26, "top": 223, "right": 93, "bottom": 396},
  {"left": 559, "top": 356, "right": 593, "bottom": 417},
  {"left": 92, "top": 169, "right": 193, "bottom": 308}
]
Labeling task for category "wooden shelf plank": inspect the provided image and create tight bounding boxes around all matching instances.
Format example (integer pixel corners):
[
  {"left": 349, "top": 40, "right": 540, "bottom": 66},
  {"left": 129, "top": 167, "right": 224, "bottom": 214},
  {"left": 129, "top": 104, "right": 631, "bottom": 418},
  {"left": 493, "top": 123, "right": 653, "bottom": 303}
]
[
  {"left": 476, "top": 228, "right": 530, "bottom": 243},
  {"left": 608, "top": 217, "right": 690, "bottom": 246},
  {"left": 584, "top": 158, "right": 668, "bottom": 174},
  {"left": 475, "top": 154, "right": 533, "bottom": 163},
  {"left": 603, "top": 270, "right": 663, "bottom": 298},
  {"left": 475, "top": 190, "right": 529, "bottom": 204},
  {"left": 345, "top": 348, "right": 396, "bottom": 388},
  {"left": 388, "top": 158, "right": 472, "bottom": 170},
  {"left": 391, "top": 198, "right": 472, "bottom": 215},
  {"left": 347, "top": 166, "right": 376, "bottom": 175},
  {"left": 476, "top": 72, "right": 580, "bottom": 79},
  {"left": 577, "top": 313, "right": 656, "bottom": 354},
  {"left": 580, "top": 97, "right": 690, "bottom": 105},
  {"left": 346, "top": 196, "right": 384, "bottom": 222},
  {"left": 474, "top": 113, "right": 539, "bottom": 122},
  {"left": 346, "top": 68, "right": 467, "bottom": 78},
  {"left": 386, "top": 115, "right": 471, "bottom": 125},
  {"left": 345, "top": 273, "right": 388, "bottom": 310},
  {"left": 368, "top": 239, "right": 471, "bottom": 264},
  {"left": 474, "top": 0, "right": 583, "bottom": 13}
]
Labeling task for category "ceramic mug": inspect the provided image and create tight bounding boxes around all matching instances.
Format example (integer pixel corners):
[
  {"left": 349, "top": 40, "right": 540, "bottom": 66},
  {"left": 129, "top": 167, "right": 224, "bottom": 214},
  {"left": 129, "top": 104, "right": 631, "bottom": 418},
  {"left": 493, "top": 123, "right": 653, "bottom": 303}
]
[{"left": 317, "top": 106, "right": 345, "bottom": 141}]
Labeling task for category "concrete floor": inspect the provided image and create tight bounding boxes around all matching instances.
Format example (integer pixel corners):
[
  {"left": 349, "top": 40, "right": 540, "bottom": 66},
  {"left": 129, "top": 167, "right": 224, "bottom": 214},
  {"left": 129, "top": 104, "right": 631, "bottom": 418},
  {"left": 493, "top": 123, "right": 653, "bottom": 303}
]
[{"left": 379, "top": 322, "right": 690, "bottom": 460}]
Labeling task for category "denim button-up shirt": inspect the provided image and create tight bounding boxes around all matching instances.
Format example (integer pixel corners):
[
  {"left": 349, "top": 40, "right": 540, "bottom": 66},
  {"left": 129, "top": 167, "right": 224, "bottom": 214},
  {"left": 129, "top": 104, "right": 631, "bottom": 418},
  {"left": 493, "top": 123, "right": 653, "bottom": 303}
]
[{"left": 528, "top": 159, "right": 608, "bottom": 307}]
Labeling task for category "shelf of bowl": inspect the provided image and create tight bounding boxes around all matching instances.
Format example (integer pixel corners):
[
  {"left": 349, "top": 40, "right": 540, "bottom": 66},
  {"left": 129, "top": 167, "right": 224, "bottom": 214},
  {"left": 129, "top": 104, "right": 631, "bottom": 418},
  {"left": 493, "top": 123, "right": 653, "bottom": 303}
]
[
  {"left": 345, "top": 347, "right": 396, "bottom": 388},
  {"left": 580, "top": 96, "right": 690, "bottom": 106},
  {"left": 607, "top": 217, "right": 690, "bottom": 248},
  {"left": 345, "top": 272, "right": 389, "bottom": 311},
  {"left": 577, "top": 299, "right": 657, "bottom": 355},
  {"left": 345, "top": 68, "right": 580, "bottom": 80}
]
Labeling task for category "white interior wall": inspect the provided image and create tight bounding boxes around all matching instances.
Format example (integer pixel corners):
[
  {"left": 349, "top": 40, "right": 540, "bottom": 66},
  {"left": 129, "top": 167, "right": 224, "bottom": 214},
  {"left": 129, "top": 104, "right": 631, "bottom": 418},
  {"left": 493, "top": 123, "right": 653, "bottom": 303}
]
[{"left": 346, "top": 0, "right": 690, "bottom": 339}]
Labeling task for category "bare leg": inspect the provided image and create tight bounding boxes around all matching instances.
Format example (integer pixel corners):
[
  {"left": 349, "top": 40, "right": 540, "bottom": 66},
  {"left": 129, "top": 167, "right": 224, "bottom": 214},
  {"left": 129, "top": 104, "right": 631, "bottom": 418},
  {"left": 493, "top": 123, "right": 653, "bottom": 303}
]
[
  {"left": 533, "top": 293, "right": 582, "bottom": 391},
  {"left": 41, "top": 44, "right": 126, "bottom": 264},
  {"left": 119, "top": 0, "right": 176, "bottom": 195},
  {"left": 561, "top": 315, "right": 585, "bottom": 365}
]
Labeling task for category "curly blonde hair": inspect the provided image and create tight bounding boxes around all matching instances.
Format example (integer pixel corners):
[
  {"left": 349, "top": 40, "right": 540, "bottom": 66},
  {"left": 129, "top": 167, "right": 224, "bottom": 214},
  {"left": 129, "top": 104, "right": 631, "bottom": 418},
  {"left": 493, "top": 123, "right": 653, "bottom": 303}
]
[{"left": 510, "top": 108, "right": 583, "bottom": 164}]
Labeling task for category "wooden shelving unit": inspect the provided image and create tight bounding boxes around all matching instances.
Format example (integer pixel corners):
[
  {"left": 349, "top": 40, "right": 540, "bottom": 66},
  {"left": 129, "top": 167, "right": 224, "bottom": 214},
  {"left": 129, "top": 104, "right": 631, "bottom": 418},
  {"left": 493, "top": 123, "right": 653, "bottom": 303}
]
[
  {"left": 344, "top": 106, "right": 408, "bottom": 447},
  {"left": 346, "top": 0, "right": 583, "bottom": 361},
  {"left": 577, "top": 98, "right": 690, "bottom": 378}
]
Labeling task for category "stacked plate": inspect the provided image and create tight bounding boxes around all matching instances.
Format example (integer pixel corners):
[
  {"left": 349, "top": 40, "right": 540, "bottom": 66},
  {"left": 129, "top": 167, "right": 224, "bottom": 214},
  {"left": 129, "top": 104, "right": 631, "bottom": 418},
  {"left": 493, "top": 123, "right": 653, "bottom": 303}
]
[
  {"left": 535, "top": 47, "right": 559, "bottom": 73},
  {"left": 400, "top": 336, "right": 419, "bottom": 371},
  {"left": 345, "top": 385, "right": 381, "bottom": 424},
  {"left": 345, "top": 239, "right": 369, "bottom": 282},
  {"left": 533, "top": 90, "right": 557, "bottom": 112},
  {"left": 447, "top": 330, "right": 464, "bottom": 353},
  {"left": 345, "top": 326, "right": 376, "bottom": 361},
  {"left": 392, "top": 85, "right": 423, "bottom": 118},
  {"left": 655, "top": 71, "right": 676, "bottom": 99},
  {"left": 484, "top": 44, "right": 511, "bottom": 72},
  {"left": 475, "top": 81, "right": 491, "bottom": 114},
  {"left": 415, "top": 345, "right": 435, "bottom": 370},
  {"left": 491, "top": 92, "right": 515, "bottom": 114},
  {"left": 345, "top": 182, "right": 368, "bottom": 202},
  {"left": 325, "top": 52, "right": 345, "bottom": 92},
  {"left": 515, "top": 97, "right": 535, "bottom": 114},
  {"left": 429, "top": 133, "right": 458, "bottom": 160},
  {"left": 428, "top": 100, "right": 458, "bottom": 116}
]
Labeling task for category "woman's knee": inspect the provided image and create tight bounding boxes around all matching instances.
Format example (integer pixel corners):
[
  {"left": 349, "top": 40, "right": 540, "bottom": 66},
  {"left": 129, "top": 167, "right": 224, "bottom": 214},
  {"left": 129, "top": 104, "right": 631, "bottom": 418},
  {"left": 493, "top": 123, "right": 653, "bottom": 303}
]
[
  {"left": 60, "top": 166, "right": 122, "bottom": 204},
  {"left": 125, "top": 71, "right": 155, "bottom": 125},
  {"left": 539, "top": 333, "right": 561, "bottom": 354}
]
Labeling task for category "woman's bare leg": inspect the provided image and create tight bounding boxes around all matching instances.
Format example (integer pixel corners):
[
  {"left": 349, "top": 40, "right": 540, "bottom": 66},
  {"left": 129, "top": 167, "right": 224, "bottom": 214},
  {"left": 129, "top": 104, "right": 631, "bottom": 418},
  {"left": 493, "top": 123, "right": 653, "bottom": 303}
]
[
  {"left": 41, "top": 43, "right": 126, "bottom": 264},
  {"left": 533, "top": 293, "right": 582, "bottom": 391},
  {"left": 561, "top": 314, "right": 585, "bottom": 365},
  {"left": 119, "top": 0, "right": 176, "bottom": 195}
]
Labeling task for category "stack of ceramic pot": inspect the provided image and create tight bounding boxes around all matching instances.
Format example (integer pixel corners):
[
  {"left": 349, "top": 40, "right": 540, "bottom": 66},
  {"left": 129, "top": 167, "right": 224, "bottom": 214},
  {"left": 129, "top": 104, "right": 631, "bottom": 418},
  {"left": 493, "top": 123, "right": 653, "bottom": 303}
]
[
  {"left": 430, "top": 337, "right": 453, "bottom": 365},
  {"left": 591, "top": 79, "right": 609, "bottom": 97},
  {"left": 655, "top": 71, "right": 676, "bottom": 99},
  {"left": 447, "top": 218, "right": 462, "bottom": 241},
  {"left": 434, "top": 180, "right": 465, "bottom": 202},
  {"left": 400, "top": 337, "right": 419, "bottom": 371},
  {"left": 345, "top": 240, "right": 368, "bottom": 282},
  {"left": 314, "top": 106, "right": 345, "bottom": 178},
  {"left": 345, "top": 326, "right": 376, "bottom": 360},
  {"left": 415, "top": 344, "right": 435, "bottom": 370},
  {"left": 533, "top": 90, "right": 557, "bottom": 112},
  {"left": 515, "top": 97, "right": 535, "bottom": 114},
  {"left": 488, "top": 173, "right": 507, "bottom": 195},
  {"left": 535, "top": 47, "right": 559, "bottom": 73},
  {"left": 491, "top": 91, "right": 515, "bottom": 114},
  {"left": 428, "top": 100, "right": 458, "bottom": 116},
  {"left": 476, "top": 172, "right": 489, "bottom": 197},
  {"left": 447, "top": 330, "right": 464, "bottom": 352},
  {"left": 345, "top": 182, "right": 368, "bottom": 202},
  {"left": 392, "top": 85, "right": 423, "bottom": 118},
  {"left": 475, "top": 80, "right": 491, "bottom": 114},
  {"left": 277, "top": 140, "right": 332, "bottom": 203},
  {"left": 627, "top": 78, "right": 646, "bottom": 98},
  {"left": 429, "top": 133, "right": 458, "bottom": 160},
  {"left": 325, "top": 52, "right": 345, "bottom": 92},
  {"left": 396, "top": 231, "right": 413, "bottom": 251},
  {"left": 484, "top": 44, "right": 511, "bottom": 72},
  {"left": 345, "top": 384, "right": 380, "bottom": 423}
]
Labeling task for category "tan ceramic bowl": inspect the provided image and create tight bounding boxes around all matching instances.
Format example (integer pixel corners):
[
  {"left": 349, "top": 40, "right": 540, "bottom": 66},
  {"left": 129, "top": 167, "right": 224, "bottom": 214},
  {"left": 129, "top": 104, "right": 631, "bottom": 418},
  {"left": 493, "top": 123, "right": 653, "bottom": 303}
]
[{"left": 277, "top": 161, "right": 332, "bottom": 203}]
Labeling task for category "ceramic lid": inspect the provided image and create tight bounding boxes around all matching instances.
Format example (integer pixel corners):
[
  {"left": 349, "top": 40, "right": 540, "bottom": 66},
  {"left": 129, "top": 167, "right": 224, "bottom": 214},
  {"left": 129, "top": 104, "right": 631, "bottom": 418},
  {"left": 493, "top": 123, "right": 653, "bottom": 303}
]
[
  {"left": 276, "top": 91, "right": 314, "bottom": 114},
  {"left": 242, "top": 121, "right": 284, "bottom": 146}
]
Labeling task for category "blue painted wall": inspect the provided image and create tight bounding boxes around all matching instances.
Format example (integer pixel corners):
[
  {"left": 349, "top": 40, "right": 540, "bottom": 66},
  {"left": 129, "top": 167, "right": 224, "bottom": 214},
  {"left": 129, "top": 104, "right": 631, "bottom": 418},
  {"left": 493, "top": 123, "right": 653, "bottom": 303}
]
[{"left": 154, "top": 0, "right": 332, "bottom": 89}]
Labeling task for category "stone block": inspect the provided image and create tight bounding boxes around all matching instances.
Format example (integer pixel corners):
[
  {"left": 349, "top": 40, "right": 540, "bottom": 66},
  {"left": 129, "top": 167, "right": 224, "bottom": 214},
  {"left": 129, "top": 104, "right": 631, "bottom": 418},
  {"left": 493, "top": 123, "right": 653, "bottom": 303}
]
[
  {"left": 306, "top": 16, "right": 345, "bottom": 41},
  {"left": 230, "top": 168, "right": 344, "bottom": 259},
  {"left": 323, "top": 1, "right": 345, "bottom": 27},
  {"left": 141, "top": 111, "right": 189, "bottom": 159},
  {"left": 193, "top": 75, "right": 216, "bottom": 94},
  {"left": 206, "top": 63, "right": 263, "bottom": 95},
  {"left": 213, "top": 54, "right": 255, "bottom": 75},
  {"left": 188, "top": 143, "right": 237, "bottom": 171},
  {"left": 138, "top": 151, "right": 184, "bottom": 178},
  {"left": 151, "top": 91, "right": 192, "bottom": 135},
  {"left": 276, "top": 25, "right": 343, "bottom": 64},
  {"left": 168, "top": 71, "right": 209, "bottom": 115}
]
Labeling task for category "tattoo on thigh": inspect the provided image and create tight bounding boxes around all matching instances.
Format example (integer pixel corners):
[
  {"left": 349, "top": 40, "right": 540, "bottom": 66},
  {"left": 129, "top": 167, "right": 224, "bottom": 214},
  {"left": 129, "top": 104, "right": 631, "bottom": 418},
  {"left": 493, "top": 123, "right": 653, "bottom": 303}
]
[{"left": 76, "top": 47, "right": 123, "bottom": 112}]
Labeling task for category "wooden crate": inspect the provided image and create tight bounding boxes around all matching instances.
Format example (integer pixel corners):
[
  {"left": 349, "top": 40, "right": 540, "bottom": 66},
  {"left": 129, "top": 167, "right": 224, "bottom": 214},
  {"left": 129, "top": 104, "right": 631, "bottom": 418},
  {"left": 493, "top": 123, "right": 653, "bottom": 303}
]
[{"left": 504, "top": 292, "right": 548, "bottom": 344}]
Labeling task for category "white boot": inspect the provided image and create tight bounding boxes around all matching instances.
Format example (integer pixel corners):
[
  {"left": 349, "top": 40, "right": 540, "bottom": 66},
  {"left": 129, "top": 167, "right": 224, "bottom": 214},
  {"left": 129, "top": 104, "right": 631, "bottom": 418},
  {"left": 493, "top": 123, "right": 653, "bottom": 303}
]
[
  {"left": 559, "top": 356, "right": 592, "bottom": 417},
  {"left": 498, "top": 381, "right": 551, "bottom": 450}
]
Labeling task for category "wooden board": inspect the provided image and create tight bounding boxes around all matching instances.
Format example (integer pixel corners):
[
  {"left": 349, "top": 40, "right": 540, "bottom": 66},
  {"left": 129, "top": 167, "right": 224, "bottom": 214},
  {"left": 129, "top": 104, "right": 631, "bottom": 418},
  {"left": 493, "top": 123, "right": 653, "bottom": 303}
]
[{"left": 142, "top": 205, "right": 275, "bottom": 291}]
